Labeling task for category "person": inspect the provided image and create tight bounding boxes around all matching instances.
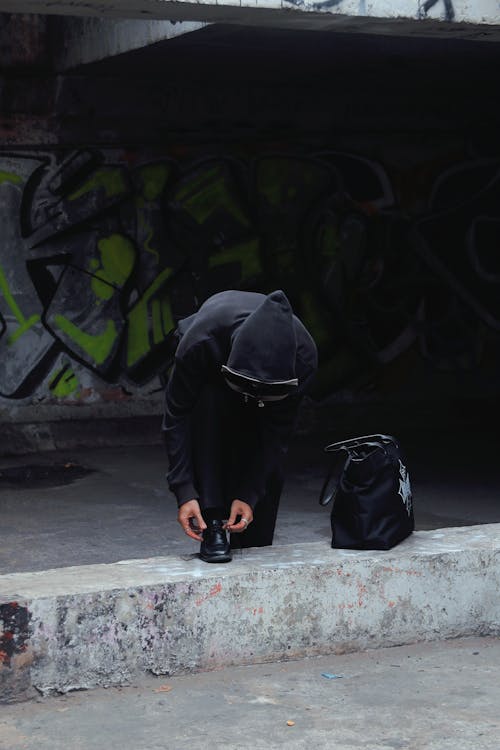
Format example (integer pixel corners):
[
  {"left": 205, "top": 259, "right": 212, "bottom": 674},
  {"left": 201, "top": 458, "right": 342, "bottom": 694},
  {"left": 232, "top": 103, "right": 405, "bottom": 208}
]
[{"left": 162, "top": 289, "right": 318, "bottom": 563}]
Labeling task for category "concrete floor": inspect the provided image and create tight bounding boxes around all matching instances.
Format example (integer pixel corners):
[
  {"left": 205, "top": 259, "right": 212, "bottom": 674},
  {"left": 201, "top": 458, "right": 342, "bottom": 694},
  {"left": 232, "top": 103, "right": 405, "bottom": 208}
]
[
  {"left": 1, "top": 636, "right": 499, "bottom": 750},
  {"left": 1, "top": 428, "right": 499, "bottom": 575}
]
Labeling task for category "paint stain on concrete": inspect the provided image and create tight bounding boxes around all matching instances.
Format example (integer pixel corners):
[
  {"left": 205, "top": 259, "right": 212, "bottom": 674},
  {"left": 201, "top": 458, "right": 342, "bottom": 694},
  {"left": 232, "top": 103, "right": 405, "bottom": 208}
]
[
  {"left": 0, "top": 602, "right": 29, "bottom": 668},
  {"left": 236, "top": 606, "right": 264, "bottom": 616},
  {"left": 195, "top": 582, "right": 222, "bottom": 607}
]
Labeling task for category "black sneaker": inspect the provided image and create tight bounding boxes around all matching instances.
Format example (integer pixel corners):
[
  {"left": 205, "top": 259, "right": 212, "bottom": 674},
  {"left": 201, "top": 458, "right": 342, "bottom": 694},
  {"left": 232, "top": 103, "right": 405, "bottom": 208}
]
[{"left": 199, "top": 520, "right": 232, "bottom": 563}]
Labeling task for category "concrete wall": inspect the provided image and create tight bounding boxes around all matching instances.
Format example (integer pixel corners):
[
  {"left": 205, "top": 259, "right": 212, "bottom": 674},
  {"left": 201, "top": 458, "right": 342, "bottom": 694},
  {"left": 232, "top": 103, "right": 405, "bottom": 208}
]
[
  {"left": 1, "top": 22, "right": 500, "bottom": 426},
  {"left": 52, "top": 17, "right": 207, "bottom": 70},
  {"left": 0, "top": 13, "right": 48, "bottom": 67}
]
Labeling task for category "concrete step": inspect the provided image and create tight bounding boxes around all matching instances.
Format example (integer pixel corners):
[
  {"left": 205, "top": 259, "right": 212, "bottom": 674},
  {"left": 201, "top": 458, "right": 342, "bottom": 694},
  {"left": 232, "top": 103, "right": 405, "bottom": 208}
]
[{"left": 1, "top": 524, "right": 499, "bottom": 703}]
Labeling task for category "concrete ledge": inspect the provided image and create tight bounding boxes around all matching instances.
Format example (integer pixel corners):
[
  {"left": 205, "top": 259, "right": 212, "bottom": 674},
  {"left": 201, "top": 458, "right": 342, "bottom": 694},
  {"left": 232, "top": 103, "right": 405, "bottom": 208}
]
[
  {"left": 0, "top": 414, "right": 163, "bottom": 456},
  {"left": 1, "top": 524, "right": 499, "bottom": 701},
  {"left": 3, "top": 396, "right": 499, "bottom": 455}
]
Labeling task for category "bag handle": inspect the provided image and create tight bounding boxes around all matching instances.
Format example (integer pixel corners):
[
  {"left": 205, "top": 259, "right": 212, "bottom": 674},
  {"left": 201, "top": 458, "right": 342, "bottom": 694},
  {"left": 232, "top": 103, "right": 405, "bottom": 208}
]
[
  {"left": 324, "top": 433, "right": 398, "bottom": 454},
  {"left": 319, "top": 434, "right": 398, "bottom": 507}
]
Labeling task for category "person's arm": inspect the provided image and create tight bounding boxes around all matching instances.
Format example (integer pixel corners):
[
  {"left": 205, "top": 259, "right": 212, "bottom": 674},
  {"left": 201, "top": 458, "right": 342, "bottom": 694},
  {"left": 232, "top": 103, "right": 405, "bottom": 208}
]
[{"left": 162, "top": 342, "right": 209, "bottom": 507}]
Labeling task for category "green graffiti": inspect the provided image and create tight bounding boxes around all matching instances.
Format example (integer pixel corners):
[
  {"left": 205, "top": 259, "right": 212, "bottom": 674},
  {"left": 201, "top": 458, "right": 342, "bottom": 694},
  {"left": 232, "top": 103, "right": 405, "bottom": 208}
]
[
  {"left": 127, "top": 268, "right": 174, "bottom": 368},
  {"left": 152, "top": 299, "right": 164, "bottom": 345},
  {"left": 175, "top": 166, "right": 218, "bottom": 203},
  {"left": 89, "top": 234, "right": 135, "bottom": 301},
  {"left": 299, "top": 290, "right": 331, "bottom": 349},
  {"left": 138, "top": 163, "right": 170, "bottom": 201},
  {"left": 142, "top": 226, "right": 158, "bottom": 262},
  {"left": 0, "top": 264, "right": 26, "bottom": 324},
  {"left": 53, "top": 315, "right": 117, "bottom": 366},
  {"left": 0, "top": 264, "right": 41, "bottom": 344},
  {"left": 69, "top": 168, "right": 127, "bottom": 201},
  {"left": 318, "top": 222, "right": 340, "bottom": 260},
  {"left": 160, "top": 299, "right": 173, "bottom": 336},
  {"left": 7, "top": 315, "right": 41, "bottom": 345},
  {"left": 0, "top": 171, "right": 22, "bottom": 187},
  {"left": 135, "top": 188, "right": 160, "bottom": 262},
  {"left": 134, "top": 208, "right": 157, "bottom": 261},
  {"left": 258, "top": 162, "right": 288, "bottom": 207},
  {"left": 174, "top": 165, "right": 249, "bottom": 228},
  {"left": 258, "top": 160, "right": 325, "bottom": 207},
  {"left": 49, "top": 366, "right": 79, "bottom": 398},
  {"left": 209, "top": 239, "right": 262, "bottom": 281}
]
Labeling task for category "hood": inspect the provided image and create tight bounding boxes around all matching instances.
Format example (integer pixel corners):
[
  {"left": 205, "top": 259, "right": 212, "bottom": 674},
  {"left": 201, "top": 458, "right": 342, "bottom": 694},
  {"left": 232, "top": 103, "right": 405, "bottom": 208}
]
[{"left": 224, "top": 290, "right": 298, "bottom": 386}]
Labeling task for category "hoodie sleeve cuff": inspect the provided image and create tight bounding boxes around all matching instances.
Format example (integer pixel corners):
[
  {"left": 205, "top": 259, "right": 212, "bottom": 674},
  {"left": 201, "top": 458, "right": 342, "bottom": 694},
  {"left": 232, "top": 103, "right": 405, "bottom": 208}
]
[
  {"left": 173, "top": 482, "right": 199, "bottom": 508},
  {"left": 232, "top": 490, "right": 259, "bottom": 510}
]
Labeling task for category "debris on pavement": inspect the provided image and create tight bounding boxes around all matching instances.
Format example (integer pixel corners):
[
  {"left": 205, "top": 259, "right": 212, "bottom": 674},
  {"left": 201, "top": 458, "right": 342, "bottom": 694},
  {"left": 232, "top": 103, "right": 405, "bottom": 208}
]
[{"left": 153, "top": 685, "right": 173, "bottom": 693}]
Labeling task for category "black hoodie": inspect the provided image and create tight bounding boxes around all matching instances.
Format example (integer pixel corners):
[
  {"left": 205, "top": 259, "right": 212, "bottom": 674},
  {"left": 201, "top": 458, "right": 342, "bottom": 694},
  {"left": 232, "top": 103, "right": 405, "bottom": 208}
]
[
  {"left": 162, "top": 290, "right": 318, "bottom": 508},
  {"left": 225, "top": 289, "right": 298, "bottom": 385}
]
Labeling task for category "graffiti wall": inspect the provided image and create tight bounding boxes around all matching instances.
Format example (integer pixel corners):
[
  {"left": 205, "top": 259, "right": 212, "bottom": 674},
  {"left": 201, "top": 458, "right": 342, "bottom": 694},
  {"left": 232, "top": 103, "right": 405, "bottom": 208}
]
[
  {"left": 289, "top": 0, "right": 499, "bottom": 24},
  {"left": 1, "top": 146, "right": 500, "bottom": 405}
]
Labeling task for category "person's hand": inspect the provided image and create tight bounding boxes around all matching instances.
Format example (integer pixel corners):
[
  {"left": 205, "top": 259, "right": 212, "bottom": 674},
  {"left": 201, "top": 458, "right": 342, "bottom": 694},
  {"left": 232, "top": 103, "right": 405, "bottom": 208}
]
[
  {"left": 177, "top": 499, "right": 207, "bottom": 541},
  {"left": 225, "top": 499, "right": 253, "bottom": 533}
]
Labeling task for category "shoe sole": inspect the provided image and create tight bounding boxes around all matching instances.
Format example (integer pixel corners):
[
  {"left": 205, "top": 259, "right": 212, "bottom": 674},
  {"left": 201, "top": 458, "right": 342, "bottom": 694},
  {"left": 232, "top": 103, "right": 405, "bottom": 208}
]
[{"left": 199, "top": 552, "right": 233, "bottom": 563}]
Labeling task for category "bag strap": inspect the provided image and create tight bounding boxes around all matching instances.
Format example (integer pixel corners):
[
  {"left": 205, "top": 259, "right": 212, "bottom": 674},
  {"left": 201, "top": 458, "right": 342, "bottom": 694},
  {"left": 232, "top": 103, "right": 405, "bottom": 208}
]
[
  {"left": 319, "top": 452, "right": 345, "bottom": 507},
  {"left": 324, "top": 433, "right": 398, "bottom": 454},
  {"left": 319, "top": 434, "right": 398, "bottom": 507}
]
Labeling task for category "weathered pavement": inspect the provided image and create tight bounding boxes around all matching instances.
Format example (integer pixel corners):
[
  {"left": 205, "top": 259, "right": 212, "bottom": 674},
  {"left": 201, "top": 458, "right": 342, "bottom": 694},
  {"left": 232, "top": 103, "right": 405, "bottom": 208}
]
[
  {"left": 2, "top": 429, "right": 500, "bottom": 575},
  {"left": 1, "top": 427, "right": 499, "bottom": 708},
  {"left": 1, "top": 636, "right": 498, "bottom": 750}
]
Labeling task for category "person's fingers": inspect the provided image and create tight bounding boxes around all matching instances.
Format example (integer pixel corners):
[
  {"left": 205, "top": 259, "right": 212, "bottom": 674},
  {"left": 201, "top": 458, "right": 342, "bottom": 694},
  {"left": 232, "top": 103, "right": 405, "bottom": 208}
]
[
  {"left": 193, "top": 509, "right": 207, "bottom": 532},
  {"left": 224, "top": 500, "right": 253, "bottom": 532},
  {"left": 226, "top": 518, "right": 248, "bottom": 533},
  {"left": 188, "top": 515, "right": 206, "bottom": 541},
  {"left": 226, "top": 513, "right": 252, "bottom": 533},
  {"left": 184, "top": 526, "right": 203, "bottom": 541},
  {"left": 225, "top": 512, "right": 237, "bottom": 529},
  {"left": 177, "top": 501, "right": 206, "bottom": 541}
]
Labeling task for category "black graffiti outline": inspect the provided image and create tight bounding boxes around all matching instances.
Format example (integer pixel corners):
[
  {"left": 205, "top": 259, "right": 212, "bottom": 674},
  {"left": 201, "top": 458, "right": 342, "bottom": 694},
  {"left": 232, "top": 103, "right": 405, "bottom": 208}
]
[{"left": 420, "top": 0, "right": 455, "bottom": 21}]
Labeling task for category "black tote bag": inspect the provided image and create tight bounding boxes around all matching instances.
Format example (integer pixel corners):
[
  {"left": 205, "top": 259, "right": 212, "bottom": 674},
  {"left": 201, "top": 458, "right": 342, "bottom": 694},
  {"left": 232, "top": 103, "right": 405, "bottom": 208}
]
[{"left": 319, "top": 434, "right": 414, "bottom": 550}]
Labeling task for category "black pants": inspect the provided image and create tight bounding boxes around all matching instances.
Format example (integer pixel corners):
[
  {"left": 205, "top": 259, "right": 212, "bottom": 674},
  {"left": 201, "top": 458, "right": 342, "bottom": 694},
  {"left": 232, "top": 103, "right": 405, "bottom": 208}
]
[{"left": 191, "top": 383, "right": 284, "bottom": 548}]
